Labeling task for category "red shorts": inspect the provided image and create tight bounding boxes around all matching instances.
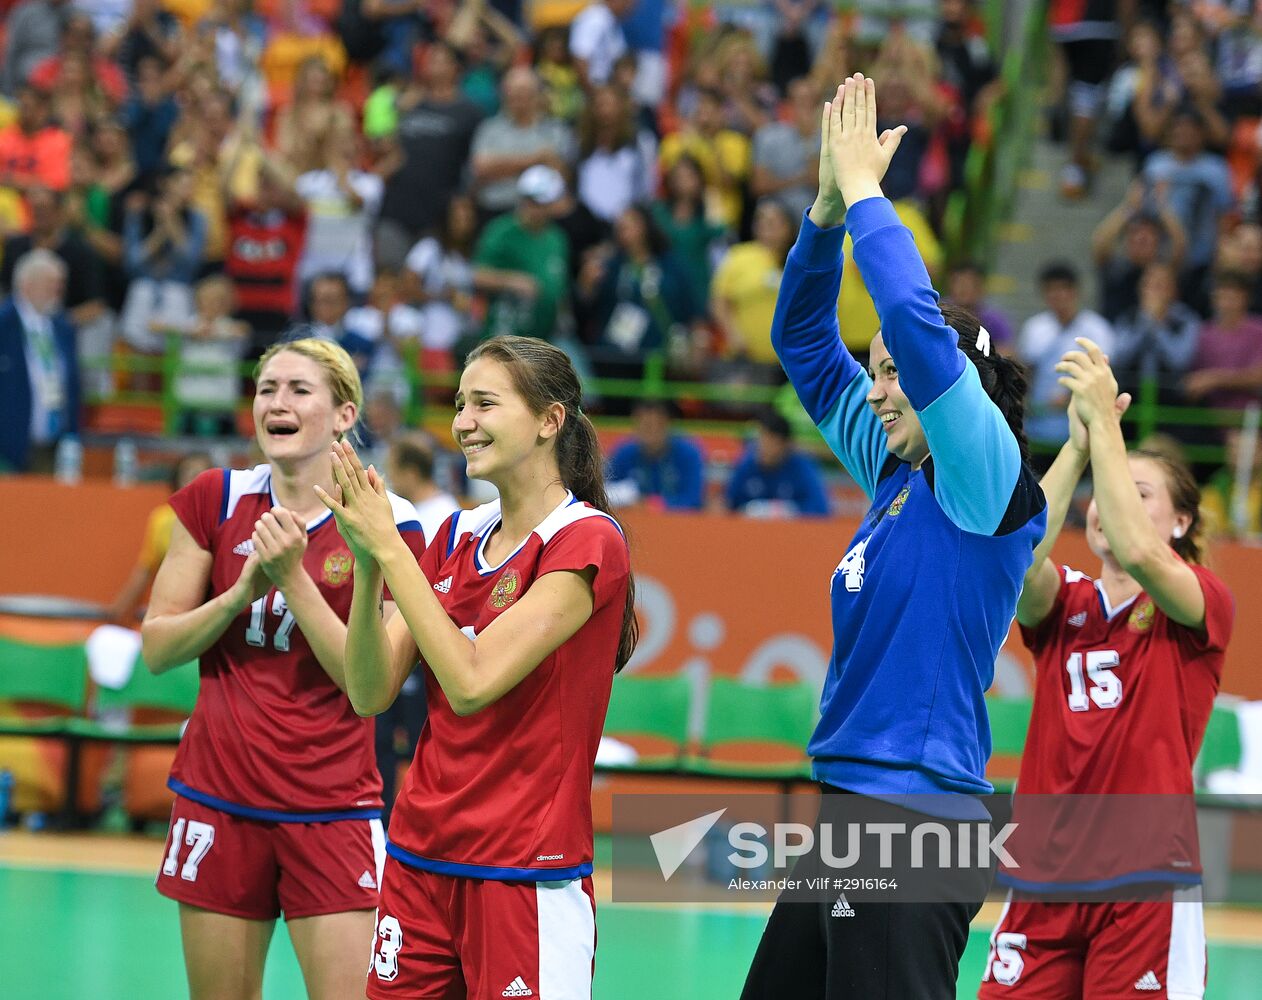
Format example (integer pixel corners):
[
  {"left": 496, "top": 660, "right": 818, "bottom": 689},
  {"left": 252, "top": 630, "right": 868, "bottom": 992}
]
[
  {"left": 978, "top": 887, "right": 1206, "bottom": 999},
  {"left": 366, "top": 857, "right": 596, "bottom": 999},
  {"left": 155, "top": 795, "right": 385, "bottom": 921}
]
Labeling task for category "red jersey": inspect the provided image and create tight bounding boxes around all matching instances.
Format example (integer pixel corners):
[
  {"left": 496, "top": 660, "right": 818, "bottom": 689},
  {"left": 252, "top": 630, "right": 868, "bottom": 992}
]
[
  {"left": 224, "top": 207, "right": 307, "bottom": 315},
  {"left": 167, "top": 465, "right": 424, "bottom": 819},
  {"left": 1001, "top": 563, "right": 1234, "bottom": 890},
  {"left": 387, "top": 494, "right": 630, "bottom": 881}
]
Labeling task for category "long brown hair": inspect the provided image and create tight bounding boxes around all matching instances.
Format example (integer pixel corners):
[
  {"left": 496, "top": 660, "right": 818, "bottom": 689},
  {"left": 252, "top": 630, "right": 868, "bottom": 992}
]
[
  {"left": 1132, "top": 447, "right": 1204, "bottom": 564},
  {"left": 464, "top": 336, "right": 639, "bottom": 671}
]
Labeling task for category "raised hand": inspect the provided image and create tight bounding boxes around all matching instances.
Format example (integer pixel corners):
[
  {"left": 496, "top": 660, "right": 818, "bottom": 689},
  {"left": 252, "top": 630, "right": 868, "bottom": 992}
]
[
  {"left": 314, "top": 440, "right": 399, "bottom": 564},
  {"left": 1055, "top": 338, "right": 1127, "bottom": 431},
  {"left": 233, "top": 550, "right": 272, "bottom": 607},
  {"left": 252, "top": 507, "right": 309, "bottom": 590},
  {"left": 810, "top": 96, "right": 846, "bottom": 227},
  {"left": 827, "top": 74, "right": 907, "bottom": 208}
]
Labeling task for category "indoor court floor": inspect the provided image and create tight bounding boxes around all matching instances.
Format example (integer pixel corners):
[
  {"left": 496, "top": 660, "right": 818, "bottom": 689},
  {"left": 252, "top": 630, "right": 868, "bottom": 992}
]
[{"left": 4, "top": 833, "right": 1262, "bottom": 999}]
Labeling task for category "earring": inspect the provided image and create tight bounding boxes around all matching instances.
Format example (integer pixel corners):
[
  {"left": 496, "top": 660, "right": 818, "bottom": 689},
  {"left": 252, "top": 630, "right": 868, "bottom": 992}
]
[{"left": 1172, "top": 526, "right": 1185, "bottom": 539}]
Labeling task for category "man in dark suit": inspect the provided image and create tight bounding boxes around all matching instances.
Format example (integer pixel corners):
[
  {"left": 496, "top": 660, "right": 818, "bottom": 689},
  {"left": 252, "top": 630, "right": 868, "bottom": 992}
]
[{"left": 0, "top": 248, "right": 79, "bottom": 473}]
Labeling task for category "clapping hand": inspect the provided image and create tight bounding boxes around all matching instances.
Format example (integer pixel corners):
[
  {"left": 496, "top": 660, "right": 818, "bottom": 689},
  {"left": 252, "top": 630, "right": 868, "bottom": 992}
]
[
  {"left": 1055, "top": 338, "right": 1131, "bottom": 433},
  {"left": 252, "top": 508, "right": 308, "bottom": 590},
  {"left": 826, "top": 74, "right": 907, "bottom": 209},
  {"left": 314, "top": 440, "right": 399, "bottom": 564}
]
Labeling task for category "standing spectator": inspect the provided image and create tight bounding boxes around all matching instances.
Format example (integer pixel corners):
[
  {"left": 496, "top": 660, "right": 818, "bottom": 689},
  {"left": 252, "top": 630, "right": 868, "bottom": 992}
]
[
  {"left": 274, "top": 55, "right": 356, "bottom": 177},
  {"left": 47, "top": 48, "right": 121, "bottom": 139},
  {"left": 376, "top": 41, "right": 484, "bottom": 269},
  {"left": 472, "top": 165, "right": 571, "bottom": 343},
  {"left": 469, "top": 67, "right": 576, "bottom": 219},
  {"left": 343, "top": 269, "right": 426, "bottom": 399},
  {"left": 104, "top": 0, "right": 183, "bottom": 83},
  {"left": 569, "top": 0, "right": 634, "bottom": 88},
  {"left": 1183, "top": 271, "right": 1262, "bottom": 412},
  {"left": 1090, "top": 178, "right": 1187, "bottom": 322},
  {"left": 166, "top": 274, "right": 250, "bottom": 435},
  {"left": 120, "top": 56, "right": 181, "bottom": 182},
  {"left": 1227, "top": 220, "right": 1262, "bottom": 313},
  {"left": 27, "top": 13, "right": 129, "bottom": 108},
  {"left": 651, "top": 156, "right": 729, "bottom": 328},
  {"left": 0, "top": 85, "right": 73, "bottom": 198},
  {"left": 534, "top": 26, "right": 585, "bottom": 125},
  {"left": 0, "top": 250, "right": 79, "bottom": 474},
  {"left": 1018, "top": 261, "right": 1115, "bottom": 449},
  {"left": 607, "top": 398, "right": 705, "bottom": 510},
  {"left": 576, "top": 84, "right": 656, "bottom": 223},
  {"left": 619, "top": 0, "right": 669, "bottom": 107},
  {"left": 294, "top": 130, "right": 384, "bottom": 298},
  {"left": 1050, "top": 0, "right": 1123, "bottom": 197},
  {"left": 711, "top": 198, "right": 796, "bottom": 378},
  {"left": 1110, "top": 261, "right": 1201, "bottom": 404},
  {"left": 769, "top": 0, "right": 823, "bottom": 95},
  {"left": 944, "top": 260, "right": 1014, "bottom": 352},
  {"left": 304, "top": 272, "right": 354, "bottom": 344},
  {"left": 1, "top": 0, "right": 69, "bottom": 97},
  {"left": 751, "top": 77, "right": 824, "bottom": 221},
  {"left": 725, "top": 412, "right": 830, "bottom": 517},
  {"left": 120, "top": 167, "right": 208, "bottom": 357},
  {"left": 224, "top": 164, "right": 308, "bottom": 354},
  {"left": 403, "top": 194, "right": 479, "bottom": 365},
  {"left": 447, "top": 3, "right": 527, "bottom": 118},
  {"left": 659, "top": 87, "right": 751, "bottom": 229},
  {"left": 578, "top": 204, "right": 699, "bottom": 383},
  {"left": 1143, "top": 110, "right": 1235, "bottom": 290},
  {"left": 714, "top": 32, "right": 779, "bottom": 136}
]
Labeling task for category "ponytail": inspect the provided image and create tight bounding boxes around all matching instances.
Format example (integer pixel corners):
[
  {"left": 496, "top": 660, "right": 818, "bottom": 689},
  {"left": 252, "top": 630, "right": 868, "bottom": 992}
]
[
  {"left": 940, "top": 302, "right": 1033, "bottom": 464},
  {"left": 464, "top": 336, "right": 640, "bottom": 672}
]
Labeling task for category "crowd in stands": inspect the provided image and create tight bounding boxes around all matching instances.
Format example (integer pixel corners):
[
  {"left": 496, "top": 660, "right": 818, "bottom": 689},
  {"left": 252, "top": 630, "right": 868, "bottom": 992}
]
[
  {"left": 1021, "top": 1, "right": 1262, "bottom": 537},
  {"left": 5, "top": 0, "right": 1262, "bottom": 532}
]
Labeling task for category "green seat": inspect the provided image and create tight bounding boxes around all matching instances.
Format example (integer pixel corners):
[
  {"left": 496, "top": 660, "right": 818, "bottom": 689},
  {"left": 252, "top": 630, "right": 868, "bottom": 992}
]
[
  {"left": 687, "top": 677, "right": 817, "bottom": 779},
  {"left": 1196, "top": 705, "right": 1243, "bottom": 786},
  {"left": 97, "top": 654, "right": 199, "bottom": 716},
  {"left": 0, "top": 636, "right": 87, "bottom": 736},
  {"left": 988, "top": 697, "right": 1033, "bottom": 757},
  {"left": 602, "top": 674, "right": 691, "bottom": 769}
]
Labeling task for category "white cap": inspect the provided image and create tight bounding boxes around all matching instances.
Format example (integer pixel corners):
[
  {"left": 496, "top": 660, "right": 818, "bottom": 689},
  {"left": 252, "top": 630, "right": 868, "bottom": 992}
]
[{"left": 517, "top": 165, "right": 565, "bottom": 205}]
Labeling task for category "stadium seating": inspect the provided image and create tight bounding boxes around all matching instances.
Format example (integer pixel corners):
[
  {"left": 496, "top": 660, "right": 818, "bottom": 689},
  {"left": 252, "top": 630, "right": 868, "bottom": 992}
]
[
  {"left": 601, "top": 674, "right": 692, "bottom": 769},
  {"left": 687, "top": 677, "right": 817, "bottom": 779}
]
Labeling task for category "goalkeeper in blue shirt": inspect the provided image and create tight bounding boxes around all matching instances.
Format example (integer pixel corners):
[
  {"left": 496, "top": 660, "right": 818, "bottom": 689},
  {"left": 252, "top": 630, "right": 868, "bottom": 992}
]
[{"left": 740, "top": 75, "right": 1047, "bottom": 999}]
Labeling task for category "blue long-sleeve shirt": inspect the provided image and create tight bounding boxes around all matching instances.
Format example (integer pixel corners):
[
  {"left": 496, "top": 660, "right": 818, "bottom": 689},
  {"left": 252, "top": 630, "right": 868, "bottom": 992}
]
[
  {"left": 607, "top": 435, "right": 705, "bottom": 511},
  {"left": 773, "top": 199, "right": 1046, "bottom": 798},
  {"left": 725, "top": 446, "right": 831, "bottom": 516}
]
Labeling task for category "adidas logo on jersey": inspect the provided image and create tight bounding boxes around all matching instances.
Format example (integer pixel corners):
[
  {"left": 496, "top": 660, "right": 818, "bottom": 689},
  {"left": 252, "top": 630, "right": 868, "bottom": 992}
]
[
  {"left": 1134, "top": 971, "right": 1161, "bottom": 991},
  {"left": 501, "top": 976, "right": 533, "bottom": 996},
  {"left": 233, "top": 540, "right": 255, "bottom": 556},
  {"left": 434, "top": 576, "right": 453, "bottom": 594},
  {"left": 1067, "top": 611, "right": 1088, "bottom": 628},
  {"left": 831, "top": 894, "right": 855, "bottom": 918},
  {"left": 357, "top": 870, "right": 377, "bottom": 889}
]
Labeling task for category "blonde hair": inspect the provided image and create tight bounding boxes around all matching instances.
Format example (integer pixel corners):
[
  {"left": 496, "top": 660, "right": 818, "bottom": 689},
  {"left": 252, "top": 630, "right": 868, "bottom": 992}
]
[{"left": 255, "top": 338, "right": 364, "bottom": 437}]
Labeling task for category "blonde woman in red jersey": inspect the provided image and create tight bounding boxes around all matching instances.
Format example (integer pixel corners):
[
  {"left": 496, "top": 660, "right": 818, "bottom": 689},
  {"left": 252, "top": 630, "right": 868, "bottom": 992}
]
[
  {"left": 142, "top": 339, "right": 423, "bottom": 1000},
  {"left": 979, "top": 338, "right": 1235, "bottom": 999},
  {"left": 318, "top": 335, "right": 636, "bottom": 999}
]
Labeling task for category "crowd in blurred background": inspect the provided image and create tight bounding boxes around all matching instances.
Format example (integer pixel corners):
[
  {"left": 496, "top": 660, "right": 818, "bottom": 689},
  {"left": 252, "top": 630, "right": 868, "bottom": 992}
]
[{"left": 1, "top": 0, "right": 1261, "bottom": 528}]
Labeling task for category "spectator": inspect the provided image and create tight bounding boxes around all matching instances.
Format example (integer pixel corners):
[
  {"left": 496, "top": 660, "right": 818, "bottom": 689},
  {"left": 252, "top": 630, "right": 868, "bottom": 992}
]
[
  {"left": 751, "top": 77, "right": 823, "bottom": 222},
  {"left": 1106, "top": 17, "right": 1175, "bottom": 167},
  {"left": 659, "top": 86, "right": 750, "bottom": 230},
  {"left": 869, "top": 36, "right": 948, "bottom": 203},
  {"left": 1143, "top": 109, "right": 1235, "bottom": 284},
  {"left": 1018, "top": 261, "right": 1115, "bottom": 449},
  {"left": 294, "top": 129, "right": 383, "bottom": 297},
  {"left": 935, "top": 0, "right": 998, "bottom": 117},
  {"left": 120, "top": 55, "right": 181, "bottom": 181},
  {"left": 376, "top": 41, "right": 484, "bottom": 268},
  {"left": 725, "top": 411, "right": 830, "bottom": 517},
  {"left": 769, "top": 0, "right": 824, "bottom": 95},
  {"left": 714, "top": 31, "right": 778, "bottom": 136},
  {"left": 447, "top": 3, "right": 526, "bottom": 117},
  {"left": 0, "top": 250, "right": 79, "bottom": 474},
  {"left": 1212, "top": 2, "right": 1262, "bottom": 119},
  {"left": 651, "top": 155, "right": 728, "bottom": 329},
  {"left": 711, "top": 198, "right": 796, "bottom": 379},
  {"left": 534, "top": 25, "right": 585, "bottom": 125},
  {"left": 344, "top": 268, "right": 426, "bottom": 397},
  {"left": 472, "top": 164, "right": 571, "bottom": 343},
  {"left": 47, "top": 47, "right": 121, "bottom": 139},
  {"left": 200, "top": 0, "right": 268, "bottom": 100},
  {"left": 224, "top": 162, "right": 308, "bottom": 354},
  {"left": 257, "top": 0, "right": 349, "bottom": 95},
  {"left": 1090, "top": 178, "right": 1187, "bottom": 322},
  {"left": 2, "top": 0, "right": 69, "bottom": 97},
  {"left": 304, "top": 271, "right": 354, "bottom": 344},
  {"left": 104, "top": 0, "right": 183, "bottom": 83},
  {"left": 1051, "top": 0, "right": 1122, "bottom": 197},
  {"left": 274, "top": 55, "right": 356, "bottom": 177},
  {"left": 607, "top": 397, "right": 705, "bottom": 510},
  {"left": 27, "top": 12, "right": 129, "bottom": 109},
  {"left": 944, "top": 259, "right": 1014, "bottom": 352},
  {"left": 469, "top": 66, "right": 576, "bottom": 218},
  {"left": 1110, "top": 260, "right": 1201, "bottom": 404},
  {"left": 0, "top": 85, "right": 73, "bottom": 198},
  {"left": 569, "top": 0, "right": 635, "bottom": 88},
  {"left": 120, "top": 167, "right": 208, "bottom": 356},
  {"left": 576, "top": 84, "right": 656, "bottom": 223},
  {"left": 1183, "top": 270, "right": 1262, "bottom": 411},
  {"left": 387, "top": 432, "right": 461, "bottom": 546},
  {"left": 402, "top": 193, "right": 478, "bottom": 365},
  {"left": 105, "top": 452, "right": 215, "bottom": 624},
  {"left": 578, "top": 204, "right": 700, "bottom": 383},
  {"left": 1226, "top": 221, "right": 1262, "bottom": 313},
  {"left": 618, "top": 0, "right": 669, "bottom": 107},
  {"left": 166, "top": 274, "right": 250, "bottom": 435},
  {"left": 1201, "top": 428, "right": 1262, "bottom": 539}
]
